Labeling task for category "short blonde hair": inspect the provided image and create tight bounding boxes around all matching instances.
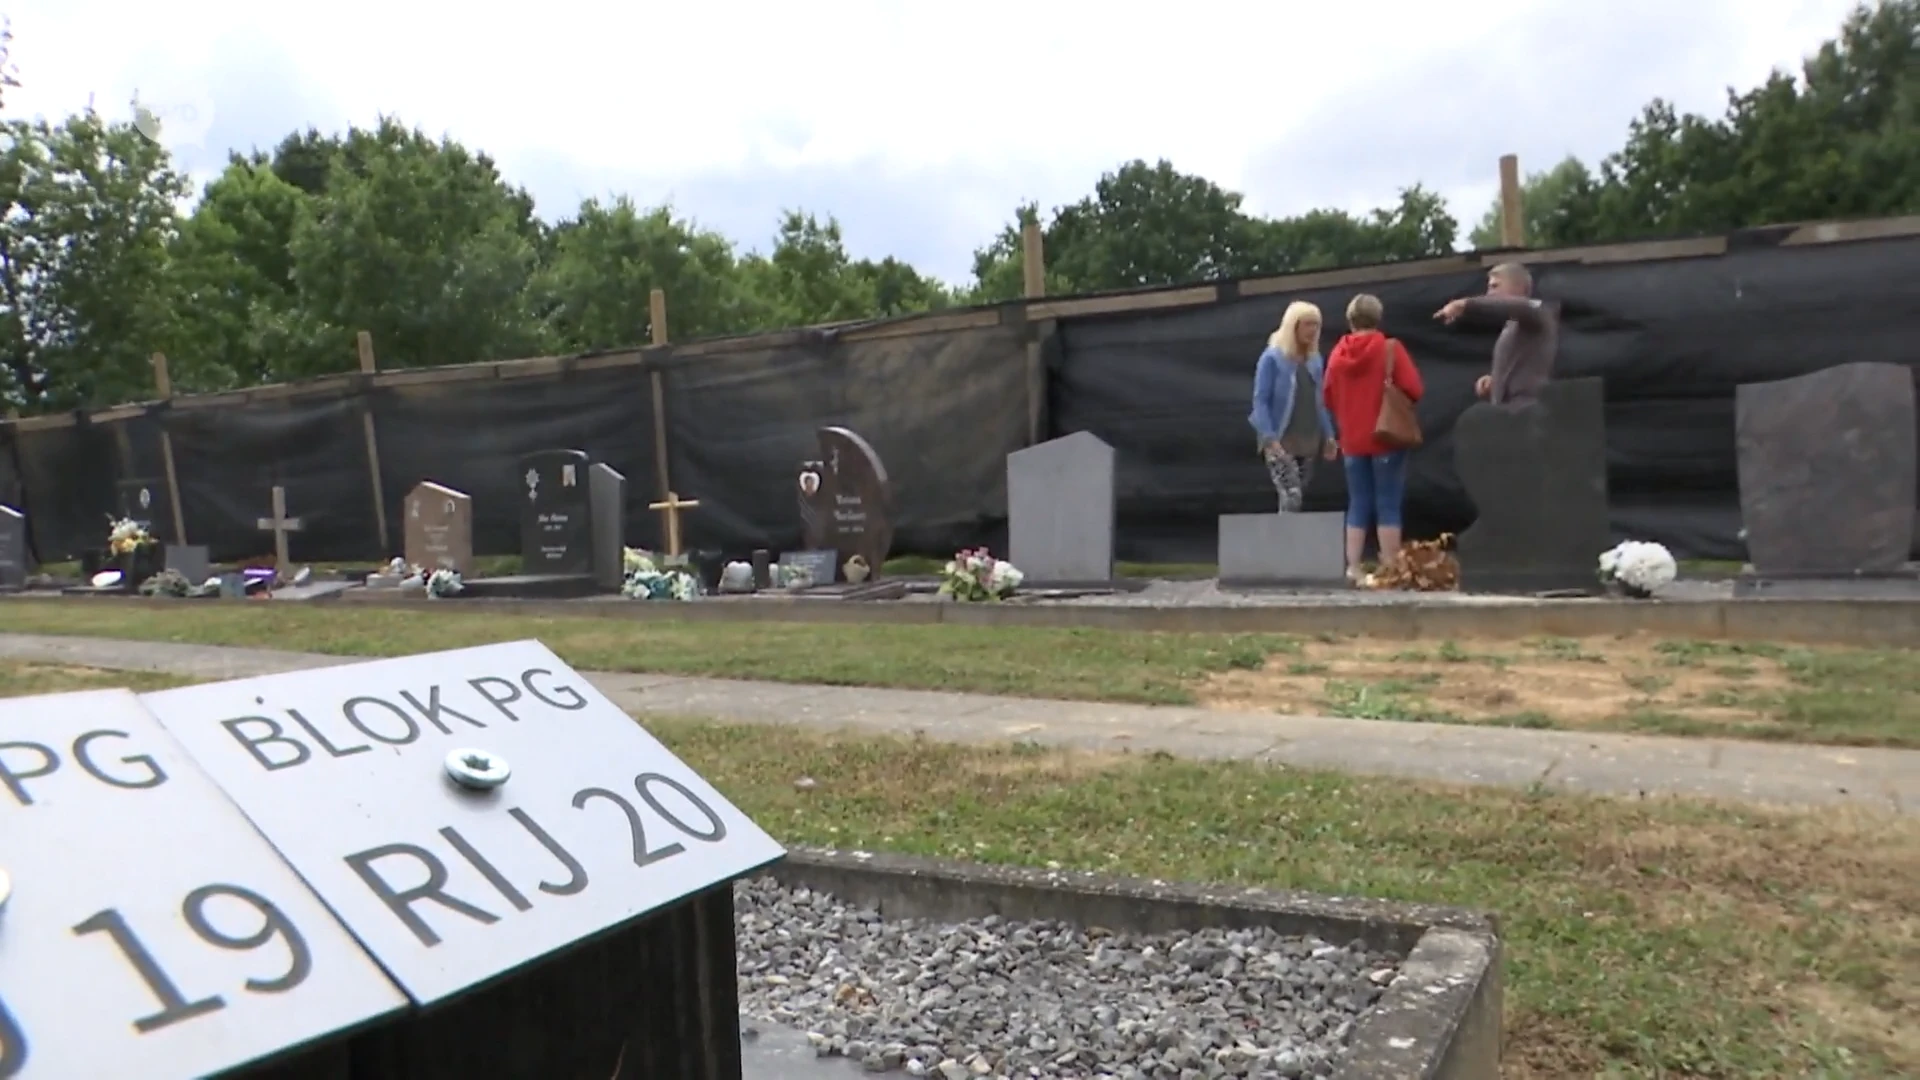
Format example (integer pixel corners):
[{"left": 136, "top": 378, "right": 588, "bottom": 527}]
[
  {"left": 1268, "top": 300, "right": 1323, "bottom": 358},
  {"left": 1346, "top": 293, "right": 1384, "bottom": 330}
]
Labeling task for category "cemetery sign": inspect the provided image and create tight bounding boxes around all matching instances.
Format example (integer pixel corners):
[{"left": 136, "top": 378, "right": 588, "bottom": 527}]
[
  {"left": 0, "top": 689, "right": 405, "bottom": 1078},
  {"left": 137, "top": 641, "right": 787, "bottom": 1006}
]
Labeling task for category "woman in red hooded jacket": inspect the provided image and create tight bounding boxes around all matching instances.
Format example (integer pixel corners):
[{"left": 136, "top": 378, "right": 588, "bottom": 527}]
[{"left": 1321, "top": 293, "right": 1424, "bottom": 581}]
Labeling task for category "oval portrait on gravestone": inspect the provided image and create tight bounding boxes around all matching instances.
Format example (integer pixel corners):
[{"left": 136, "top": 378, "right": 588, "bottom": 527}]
[{"left": 799, "top": 470, "right": 821, "bottom": 496}]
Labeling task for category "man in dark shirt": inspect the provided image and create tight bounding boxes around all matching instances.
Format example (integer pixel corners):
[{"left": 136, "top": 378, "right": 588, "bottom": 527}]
[{"left": 1433, "top": 262, "right": 1558, "bottom": 405}]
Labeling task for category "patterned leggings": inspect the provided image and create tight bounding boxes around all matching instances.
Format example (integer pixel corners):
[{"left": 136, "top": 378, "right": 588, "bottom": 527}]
[{"left": 1262, "top": 447, "right": 1314, "bottom": 513}]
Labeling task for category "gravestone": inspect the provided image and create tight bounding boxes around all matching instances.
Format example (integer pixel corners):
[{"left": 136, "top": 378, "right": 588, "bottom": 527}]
[
  {"left": 589, "top": 464, "right": 627, "bottom": 590},
  {"left": 139, "top": 640, "right": 785, "bottom": 1075},
  {"left": 0, "top": 504, "right": 25, "bottom": 590},
  {"left": 1218, "top": 513, "right": 1347, "bottom": 586},
  {"left": 164, "top": 543, "right": 212, "bottom": 584},
  {"left": 518, "top": 449, "right": 593, "bottom": 577},
  {"left": 1454, "top": 376, "right": 1611, "bottom": 593},
  {"left": 115, "top": 477, "right": 173, "bottom": 534},
  {"left": 817, "top": 427, "right": 894, "bottom": 575},
  {"left": 1008, "top": 432, "right": 1115, "bottom": 585},
  {"left": 796, "top": 459, "right": 831, "bottom": 550},
  {"left": 0, "top": 688, "right": 406, "bottom": 1077},
  {"left": 1736, "top": 362, "right": 1917, "bottom": 577},
  {"left": 404, "top": 481, "right": 474, "bottom": 575}
]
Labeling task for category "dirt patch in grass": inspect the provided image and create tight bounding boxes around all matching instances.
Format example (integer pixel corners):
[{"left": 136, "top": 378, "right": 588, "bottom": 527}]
[{"left": 1196, "top": 634, "right": 1920, "bottom": 747}]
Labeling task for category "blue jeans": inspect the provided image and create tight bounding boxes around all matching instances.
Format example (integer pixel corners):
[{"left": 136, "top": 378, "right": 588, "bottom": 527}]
[{"left": 1342, "top": 451, "right": 1408, "bottom": 531}]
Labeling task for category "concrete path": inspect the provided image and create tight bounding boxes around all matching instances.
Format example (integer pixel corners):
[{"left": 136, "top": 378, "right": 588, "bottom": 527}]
[{"left": 1, "top": 633, "right": 1912, "bottom": 815}]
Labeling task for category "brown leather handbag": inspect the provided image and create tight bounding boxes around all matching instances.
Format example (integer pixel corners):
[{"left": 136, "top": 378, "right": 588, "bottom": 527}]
[{"left": 1373, "top": 338, "right": 1423, "bottom": 450}]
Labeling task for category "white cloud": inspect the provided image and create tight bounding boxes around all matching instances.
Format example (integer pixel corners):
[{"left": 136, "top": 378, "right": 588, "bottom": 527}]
[{"left": 5, "top": 0, "right": 1868, "bottom": 282}]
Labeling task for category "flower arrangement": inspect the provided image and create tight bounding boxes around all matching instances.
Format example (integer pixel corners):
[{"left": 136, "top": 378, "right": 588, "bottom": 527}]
[
  {"left": 137, "top": 569, "right": 220, "bottom": 598},
  {"left": 623, "top": 547, "right": 657, "bottom": 575},
  {"left": 426, "top": 568, "right": 465, "bottom": 599},
  {"left": 621, "top": 559, "right": 699, "bottom": 601},
  {"left": 1597, "top": 540, "right": 1676, "bottom": 598},
  {"left": 777, "top": 563, "right": 814, "bottom": 590},
  {"left": 938, "top": 547, "right": 1024, "bottom": 602},
  {"left": 106, "top": 516, "right": 156, "bottom": 558},
  {"left": 1362, "top": 534, "right": 1461, "bottom": 591}
]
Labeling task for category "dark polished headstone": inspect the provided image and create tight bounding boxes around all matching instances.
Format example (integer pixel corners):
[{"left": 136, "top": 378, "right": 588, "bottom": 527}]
[
  {"left": 0, "top": 505, "right": 26, "bottom": 590},
  {"left": 519, "top": 449, "right": 593, "bottom": 577},
  {"left": 1736, "top": 362, "right": 1917, "bottom": 576},
  {"left": 1454, "top": 377, "right": 1611, "bottom": 594},
  {"left": 817, "top": 427, "right": 895, "bottom": 576}
]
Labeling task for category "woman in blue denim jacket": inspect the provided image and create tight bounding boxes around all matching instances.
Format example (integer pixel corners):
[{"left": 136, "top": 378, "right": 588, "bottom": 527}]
[{"left": 1248, "top": 301, "right": 1340, "bottom": 512}]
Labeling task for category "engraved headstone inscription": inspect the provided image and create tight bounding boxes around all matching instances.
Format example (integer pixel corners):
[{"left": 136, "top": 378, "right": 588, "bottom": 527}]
[
  {"left": 138, "top": 641, "right": 787, "bottom": 1009},
  {"left": 817, "top": 426, "right": 895, "bottom": 576},
  {"left": 518, "top": 450, "right": 593, "bottom": 578},
  {"left": 0, "top": 504, "right": 25, "bottom": 590},
  {"left": 1453, "top": 377, "right": 1611, "bottom": 593},
  {"left": 1736, "top": 362, "right": 1918, "bottom": 577},
  {"left": 404, "top": 481, "right": 474, "bottom": 576},
  {"left": 1008, "top": 432, "right": 1116, "bottom": 584},
  {"left": 0, "top": 688, "right": 405, "bottom": 1079}
]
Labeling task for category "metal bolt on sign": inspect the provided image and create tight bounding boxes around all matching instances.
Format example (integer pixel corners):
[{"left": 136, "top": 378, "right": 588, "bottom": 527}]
[{"left": 444, "top": 748, "right": 511, "bottom": 791}]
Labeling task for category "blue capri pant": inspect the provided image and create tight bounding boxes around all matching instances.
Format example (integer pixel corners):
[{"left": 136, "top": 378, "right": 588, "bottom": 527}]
[{"left": 1342, "top": 451, "right": 1408, "bottom": 531}]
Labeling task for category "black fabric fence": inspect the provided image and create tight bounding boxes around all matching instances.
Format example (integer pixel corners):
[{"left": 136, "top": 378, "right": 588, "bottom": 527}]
[{"left": 8, "top": 229, "right": 1919, "bottom": 567}]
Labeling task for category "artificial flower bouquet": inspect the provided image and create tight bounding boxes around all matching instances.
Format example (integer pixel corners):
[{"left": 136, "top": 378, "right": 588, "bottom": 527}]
[
  {"left": 937, "top": 547, "right": 1024, "bottom": 602},
  {"left": 1597, "top": 540, "right": 1676, "bottom": 598}
]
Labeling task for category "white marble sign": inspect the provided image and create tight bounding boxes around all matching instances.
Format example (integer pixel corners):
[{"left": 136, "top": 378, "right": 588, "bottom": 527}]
[
  {"left": 139, "top": 641, "right": 787, "bottom": 1006},
  {"left": 0, "top": 689, "right": 404, "bottom": 1080}
]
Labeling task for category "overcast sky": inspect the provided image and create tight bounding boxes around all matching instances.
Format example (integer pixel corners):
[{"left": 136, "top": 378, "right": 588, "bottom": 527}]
[{"left": 7, "top": 0, "right": 1865, "bottom": 284}]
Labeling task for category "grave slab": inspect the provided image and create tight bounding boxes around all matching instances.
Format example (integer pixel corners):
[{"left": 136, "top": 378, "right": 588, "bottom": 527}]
[
  {"left": 0, "top": 688, "right": 405, "bottom": 1079},
  {"left": 1008, "top": 431, "right": 1116, "bottom": 585},
  {"left": 1736, "top": 361, "right": 1917, "bottom": 576},
  {"left": 1454, "top": 376, "right": 1611, "bottom": 594},
  {"left": 1218, "top": 512, "right": 1347, "bottom": 587},
  {"left": 137, "top": 640, "right": 787, "bottom": 1007},
  {"left": 164, "top": 544, "right": 211, "bottom": 584}
]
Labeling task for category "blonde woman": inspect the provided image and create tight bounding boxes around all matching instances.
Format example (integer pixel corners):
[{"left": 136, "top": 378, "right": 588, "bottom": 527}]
[{"left": 1248, "top": 301, "right": 1339, "bottom": 512}]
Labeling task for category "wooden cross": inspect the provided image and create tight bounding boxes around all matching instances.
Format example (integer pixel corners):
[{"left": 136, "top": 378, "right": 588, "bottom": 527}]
[
  {"left": 255, "top": 486, "right": 304, "bottom": 579},
  {"left": 646, "top": 491, "right": 700, "bottom": 557}
]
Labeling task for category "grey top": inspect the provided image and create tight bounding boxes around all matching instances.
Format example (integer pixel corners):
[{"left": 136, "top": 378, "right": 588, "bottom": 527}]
[
  {"left": 1278, "top": 361, "right": 1322, "bottom": 456},
  {"left": 1467, "top": 296, "right": 1559, "bottom": 405}
]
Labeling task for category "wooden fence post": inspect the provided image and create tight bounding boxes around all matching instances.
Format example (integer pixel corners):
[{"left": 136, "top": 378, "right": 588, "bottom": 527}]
[
  {"left": 1021, "top": 222, "right": 1047, "bottom": 445},
  {"left": 356, "top": 331, "right": 391, "bottom": 553},
  {"left": 1498, "top": 154, "right": 1525, "bottom": 248},
  {"left": 150, "top": 352, "right": 189, "bottom": 546},
  {"left": 647, "top": 288, "right": 674, "bottom": 501}
]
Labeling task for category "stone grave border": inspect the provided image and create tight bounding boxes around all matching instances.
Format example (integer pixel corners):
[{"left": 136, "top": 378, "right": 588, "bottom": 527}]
[
  {"left": 8, "top": 590, "right": 1920, "bottom": 647},
  {"left": 767, "top": 847, "right": 1502, "bottom": 1080}
]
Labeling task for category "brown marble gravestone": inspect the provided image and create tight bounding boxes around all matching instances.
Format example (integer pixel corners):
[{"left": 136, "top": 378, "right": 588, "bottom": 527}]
[
  {"left": 1736, "top": 362, "right": 1917, "bottom": 576},
  {"left": 404, "top": 480, "right": 473, "bottom": 574},
  {"left": 817, "top": 426, "right": 894, "bottom": 576}
]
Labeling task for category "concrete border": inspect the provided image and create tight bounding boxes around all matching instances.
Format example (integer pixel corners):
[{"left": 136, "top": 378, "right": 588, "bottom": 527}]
[
  {"left": 768, "top": 847, "right": 1502, "bottom": 1080},
  {"left": 13, "top": 590, "right": 1920, "bottom": 647}
]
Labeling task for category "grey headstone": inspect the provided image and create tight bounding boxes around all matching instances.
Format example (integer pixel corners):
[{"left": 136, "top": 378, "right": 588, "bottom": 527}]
[
  {"left": 1218, "top": 512, "right": 1346, "bottom": 586},
  {"left": 164, "top": 543, "right": 211, "bottom": 584},
  {"left": 0, "top": 504, "right": 25, "bottom": 589},
  {"left": 589, "top": 463, "right": 628, "bottom": 590},
  {"left": 519, "top": 449, "right": 593, "bottom": 576},
  {"left": 1736, "top": 362, "right": 1917, "bottom": 575},
  {"left": 1008, "top": 432, "right": 1115, "bottom": 584},
  {"left": 1454, "top": 377, "right": 1611, "bottom": 593}
]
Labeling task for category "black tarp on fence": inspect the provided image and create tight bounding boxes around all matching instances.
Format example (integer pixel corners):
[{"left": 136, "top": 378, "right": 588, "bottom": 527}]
[{"left": 6, "top": 224, "right": 1918, "bottom": 566}]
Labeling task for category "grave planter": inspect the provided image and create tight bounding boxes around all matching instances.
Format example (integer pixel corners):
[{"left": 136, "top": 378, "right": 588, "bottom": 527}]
[{"left": 114, "top": 543, "right": 164, "bottom": 589}]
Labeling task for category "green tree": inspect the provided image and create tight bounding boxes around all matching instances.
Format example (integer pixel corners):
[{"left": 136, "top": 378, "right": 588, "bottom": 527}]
[
  {"left": 1467, "top": 156, "right": 1605, "bottom": 249},
  {"left": 0, "top": 111, "right": 188, "bottom": 410},
  {"left": 167, "top": 160, "right": 308, "bottom": 388},
  {"left": 281, "top": 118, "right": 551, "bottom": 375},
  {"left": 1588, "top": 0, "right": 1917, "bottom": 239},
  {"left": 534, "top": 197, "right": 763, "bottom": 350}
]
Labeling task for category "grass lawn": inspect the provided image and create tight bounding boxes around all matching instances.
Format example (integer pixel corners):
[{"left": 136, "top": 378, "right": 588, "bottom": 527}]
[
  {"left": 5, "top": 601, "right": 1919, "bottom": 748},
  {"left": 5, "top": 660, "right": 1914, "bottom": 1078}
]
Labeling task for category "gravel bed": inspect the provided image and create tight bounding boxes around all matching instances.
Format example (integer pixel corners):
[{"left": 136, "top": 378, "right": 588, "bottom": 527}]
[{"left": 735, "top": 877, "right": 1401, "bottom": 1079}]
